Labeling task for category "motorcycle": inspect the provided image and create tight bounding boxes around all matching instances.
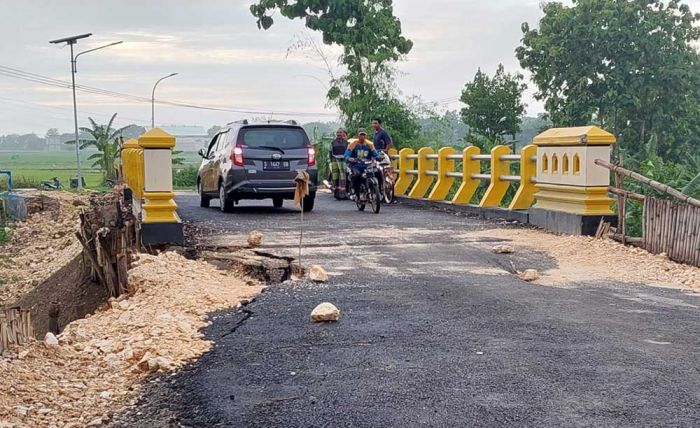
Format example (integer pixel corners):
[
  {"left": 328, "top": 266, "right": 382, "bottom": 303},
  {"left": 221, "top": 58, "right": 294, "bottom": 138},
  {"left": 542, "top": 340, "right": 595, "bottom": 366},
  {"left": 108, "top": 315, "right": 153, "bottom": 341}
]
[
  {"left": 40, "top": 177, "right": 62, "bottom": 191},
  {"left": 353, "top": 160, "right": 382, "bottom": 214},
  {"left": 377, "top": 151, "right": 396, "bottom": 204}
]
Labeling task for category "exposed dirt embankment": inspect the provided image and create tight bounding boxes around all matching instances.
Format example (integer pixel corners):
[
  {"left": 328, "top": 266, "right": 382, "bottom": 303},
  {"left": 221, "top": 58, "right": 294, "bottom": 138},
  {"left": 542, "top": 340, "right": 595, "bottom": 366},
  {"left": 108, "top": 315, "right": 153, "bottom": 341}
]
[
  {"left": 0, "top": 192, "right": 86, "bottom": 306},
  {"left": 0, "top": 251, "right": 264, "bottom": 427}
]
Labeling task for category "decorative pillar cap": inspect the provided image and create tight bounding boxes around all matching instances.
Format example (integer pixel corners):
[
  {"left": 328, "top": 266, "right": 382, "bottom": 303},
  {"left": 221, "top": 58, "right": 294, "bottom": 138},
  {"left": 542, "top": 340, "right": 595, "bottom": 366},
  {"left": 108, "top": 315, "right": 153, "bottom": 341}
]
[
  {"left": 533, "top": 126, "right": 616, "bottom": 146},
  {"left": 138, "top": 128, "right": 176, "bottom": 149}
]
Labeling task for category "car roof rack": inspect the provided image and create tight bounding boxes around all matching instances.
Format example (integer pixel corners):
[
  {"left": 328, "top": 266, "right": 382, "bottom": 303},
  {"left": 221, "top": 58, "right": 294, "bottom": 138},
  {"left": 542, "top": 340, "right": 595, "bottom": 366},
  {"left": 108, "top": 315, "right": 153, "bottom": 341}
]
[{"left": 226, "top": 119, "right": 248, "bottom": 126}]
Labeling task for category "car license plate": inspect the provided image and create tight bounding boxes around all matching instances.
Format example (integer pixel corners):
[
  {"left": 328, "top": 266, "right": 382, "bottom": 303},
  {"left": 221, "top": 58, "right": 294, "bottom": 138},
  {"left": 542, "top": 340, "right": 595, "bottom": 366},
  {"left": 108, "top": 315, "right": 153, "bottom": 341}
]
[{"left": 263, "top": 160, "right": 290, "bottom": 171}]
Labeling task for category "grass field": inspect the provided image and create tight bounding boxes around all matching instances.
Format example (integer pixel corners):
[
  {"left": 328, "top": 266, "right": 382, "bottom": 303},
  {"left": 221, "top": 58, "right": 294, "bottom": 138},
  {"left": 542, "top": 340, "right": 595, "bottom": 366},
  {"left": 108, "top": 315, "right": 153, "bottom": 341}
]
[{"left": 0, "top": 150, "right": 201, "bottom": 190}]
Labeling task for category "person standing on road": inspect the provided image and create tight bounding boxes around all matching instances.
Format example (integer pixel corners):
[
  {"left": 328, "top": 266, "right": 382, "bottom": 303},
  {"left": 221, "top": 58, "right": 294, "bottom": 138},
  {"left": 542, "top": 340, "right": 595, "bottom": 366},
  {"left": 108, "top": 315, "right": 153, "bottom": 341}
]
[
  {"left": 372, "top": 118, "right": 393, "bottom": 196},
  {"left": 345, "top": 129, "right": 379, "bottom": 199},
  {"left": 329, "top": 128, "right": 349, "bottom": 199},
  {"left": 372, "top": 117, "right": 393, "bottom": 152}
]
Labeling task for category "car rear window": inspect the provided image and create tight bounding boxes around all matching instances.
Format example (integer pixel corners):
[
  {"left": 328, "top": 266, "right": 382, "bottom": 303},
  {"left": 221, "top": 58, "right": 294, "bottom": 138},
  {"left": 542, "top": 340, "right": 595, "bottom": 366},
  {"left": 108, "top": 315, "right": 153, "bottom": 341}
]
[{"left": 237, "top": 127, "right": 309, "bottom": 149}]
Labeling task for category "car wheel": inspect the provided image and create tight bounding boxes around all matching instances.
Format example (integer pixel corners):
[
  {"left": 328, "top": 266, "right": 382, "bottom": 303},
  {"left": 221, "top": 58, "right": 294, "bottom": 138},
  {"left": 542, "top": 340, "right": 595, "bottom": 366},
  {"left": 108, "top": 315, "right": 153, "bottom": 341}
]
[
  {"left": 302, "top": 193, "right": 315, "bottom": 213},
  {"left": 198, "top": 181, "right": 210, "bottom": 208},
  {"left": 273, "top": 198, "right": 284, "bottom": 208},
  {"left": 219, "top": 183, "right": 233, "bottom": 213}
]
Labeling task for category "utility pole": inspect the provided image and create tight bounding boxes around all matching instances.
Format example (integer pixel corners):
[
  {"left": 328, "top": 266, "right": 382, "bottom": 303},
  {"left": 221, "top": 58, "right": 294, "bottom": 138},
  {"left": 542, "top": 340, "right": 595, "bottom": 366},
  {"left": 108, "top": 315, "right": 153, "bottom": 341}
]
[
  {"left": 50, "top": 34, "right": 122, "bottom": 190},
  {"left": 152, "top": 73, "right": 178, "bottom": 129}
]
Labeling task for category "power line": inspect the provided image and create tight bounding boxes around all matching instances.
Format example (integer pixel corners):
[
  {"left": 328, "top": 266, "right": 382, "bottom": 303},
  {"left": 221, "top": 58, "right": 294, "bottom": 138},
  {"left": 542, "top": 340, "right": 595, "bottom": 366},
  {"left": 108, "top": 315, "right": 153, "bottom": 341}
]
[
  {"left": 0, "top": 95, "right": 151, "bottom": 125},
  {"left": 0, "top": 64, "right": 339, "bottom": 118}
]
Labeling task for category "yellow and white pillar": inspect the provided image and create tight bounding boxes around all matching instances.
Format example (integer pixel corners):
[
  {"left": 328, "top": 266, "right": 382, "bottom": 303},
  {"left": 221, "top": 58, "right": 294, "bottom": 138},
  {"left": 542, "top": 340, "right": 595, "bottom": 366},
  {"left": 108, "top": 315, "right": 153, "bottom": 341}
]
[
  {"left": 136, "top": 128, "right": 183, "bottom": 245},
  {"left": 530, "top": 126, "right": 616, "bottom": 235}
]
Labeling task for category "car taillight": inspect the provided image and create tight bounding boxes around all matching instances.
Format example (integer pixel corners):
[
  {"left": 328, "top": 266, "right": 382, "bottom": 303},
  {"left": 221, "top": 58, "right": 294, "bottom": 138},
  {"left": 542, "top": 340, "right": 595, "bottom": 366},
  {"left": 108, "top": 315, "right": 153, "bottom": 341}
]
[
  {"left": 307, "top": 146, "right": 316, "bottom": 166},
  {"left": 231, "top": 146, "right": 244, "bottom": 166}
]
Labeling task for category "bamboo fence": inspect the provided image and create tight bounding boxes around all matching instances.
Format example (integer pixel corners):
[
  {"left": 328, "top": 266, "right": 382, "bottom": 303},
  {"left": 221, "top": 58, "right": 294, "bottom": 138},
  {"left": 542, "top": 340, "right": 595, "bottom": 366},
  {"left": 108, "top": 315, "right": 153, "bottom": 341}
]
[
  {"left": 596, "top": 159, "right": 700, "bottom": 267},
  {"left": 0, "top": 308, "right": 34, "bottom": 355},
  {"left": 643, "top": 198, "right": 700, "bottom": 266}
]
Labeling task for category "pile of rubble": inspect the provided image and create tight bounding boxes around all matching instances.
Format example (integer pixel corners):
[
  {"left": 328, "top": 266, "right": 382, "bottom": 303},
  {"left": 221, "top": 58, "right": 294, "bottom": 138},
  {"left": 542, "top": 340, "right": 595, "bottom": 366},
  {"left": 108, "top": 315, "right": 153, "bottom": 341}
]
[
  {"left": 477, "top": 228, "right": 700, "bottom": 289},
  {"left": 0, "top": 192, "right": 87, "bottom": 305},
  {"left": 0, "top": 251, "right": 263, "bottom": 427}
]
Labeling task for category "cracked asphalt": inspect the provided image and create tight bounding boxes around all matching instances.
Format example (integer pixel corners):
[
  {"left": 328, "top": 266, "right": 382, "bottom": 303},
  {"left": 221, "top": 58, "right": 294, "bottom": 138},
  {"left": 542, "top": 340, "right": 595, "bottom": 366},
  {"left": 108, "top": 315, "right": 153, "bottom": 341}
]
[{"left": 112, "top": 193, "right": 700, "bottom": 428}]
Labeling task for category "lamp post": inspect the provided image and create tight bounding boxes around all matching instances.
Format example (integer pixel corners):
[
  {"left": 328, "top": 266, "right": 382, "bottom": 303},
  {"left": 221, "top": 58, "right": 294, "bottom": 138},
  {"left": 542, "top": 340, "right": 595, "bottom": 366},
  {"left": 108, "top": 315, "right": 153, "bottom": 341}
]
[
  {"left": 49, "top": 34, "right": 123, "bottom": 190},
  {"left": 151, "top": 73, "right": 178, "bottom": 129}
]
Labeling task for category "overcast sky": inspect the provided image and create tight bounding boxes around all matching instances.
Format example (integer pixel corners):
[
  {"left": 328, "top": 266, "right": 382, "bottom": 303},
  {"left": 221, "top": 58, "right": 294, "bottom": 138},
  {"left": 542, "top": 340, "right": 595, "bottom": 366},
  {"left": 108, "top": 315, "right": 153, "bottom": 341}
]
[{"left": 2, "top": 0, "right": 699, "bottom": 135}]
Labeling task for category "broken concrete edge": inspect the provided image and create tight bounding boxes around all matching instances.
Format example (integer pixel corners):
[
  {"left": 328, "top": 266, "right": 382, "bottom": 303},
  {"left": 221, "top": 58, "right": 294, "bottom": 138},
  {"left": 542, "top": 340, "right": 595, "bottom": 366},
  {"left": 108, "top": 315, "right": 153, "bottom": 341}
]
[{"left": 201, "top": 249, "right": 295, "bottom": 284}]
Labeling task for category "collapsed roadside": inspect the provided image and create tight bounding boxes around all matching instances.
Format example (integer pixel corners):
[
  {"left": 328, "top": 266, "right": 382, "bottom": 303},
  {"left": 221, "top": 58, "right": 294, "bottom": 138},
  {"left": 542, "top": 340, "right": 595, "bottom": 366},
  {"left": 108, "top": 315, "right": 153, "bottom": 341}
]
[{"left": 0, "top": 247, "right": 263, "bottom": 427}]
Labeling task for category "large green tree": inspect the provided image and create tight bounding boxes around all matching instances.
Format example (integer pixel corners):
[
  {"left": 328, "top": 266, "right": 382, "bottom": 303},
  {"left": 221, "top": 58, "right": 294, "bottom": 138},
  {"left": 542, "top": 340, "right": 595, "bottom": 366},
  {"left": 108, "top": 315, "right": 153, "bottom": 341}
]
[
  {"left": 516, "top": 0, "right": 700, "bottom": 161},
  {"left": 460, "top": 64, "right": 527, "bottom": 143},
  {"left": 250, "top": 0, "right": 416, "bottom": 145}
]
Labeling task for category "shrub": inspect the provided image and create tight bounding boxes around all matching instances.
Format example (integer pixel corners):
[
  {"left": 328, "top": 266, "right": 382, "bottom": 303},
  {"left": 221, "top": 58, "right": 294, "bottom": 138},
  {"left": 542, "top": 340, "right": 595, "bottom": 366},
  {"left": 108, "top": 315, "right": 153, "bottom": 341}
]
[{"left": 173, "top": 166, "right": 198, "bottom": 189}]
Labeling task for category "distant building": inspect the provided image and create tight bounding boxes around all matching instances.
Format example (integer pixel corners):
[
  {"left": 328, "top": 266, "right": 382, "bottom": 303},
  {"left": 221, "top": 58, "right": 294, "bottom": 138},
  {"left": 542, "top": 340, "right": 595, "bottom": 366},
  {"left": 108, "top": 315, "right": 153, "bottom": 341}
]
[{"left": 160, "top": 125, "right": 208, "bottom": 152}]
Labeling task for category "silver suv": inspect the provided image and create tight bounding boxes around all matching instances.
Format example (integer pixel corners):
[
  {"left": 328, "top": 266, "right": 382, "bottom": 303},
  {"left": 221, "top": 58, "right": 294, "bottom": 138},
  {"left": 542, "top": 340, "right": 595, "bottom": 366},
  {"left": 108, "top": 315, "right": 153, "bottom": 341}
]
[{"left": 197, "top": 120, "right": 318, "bottom": 212}]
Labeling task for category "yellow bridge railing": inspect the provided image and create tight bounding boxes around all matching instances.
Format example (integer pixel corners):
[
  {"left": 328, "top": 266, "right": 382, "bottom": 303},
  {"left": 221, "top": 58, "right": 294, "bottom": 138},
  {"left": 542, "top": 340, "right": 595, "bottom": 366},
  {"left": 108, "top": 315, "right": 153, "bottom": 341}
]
[{"left": 389, "top": 144, "right": 538, "bottom": 210}]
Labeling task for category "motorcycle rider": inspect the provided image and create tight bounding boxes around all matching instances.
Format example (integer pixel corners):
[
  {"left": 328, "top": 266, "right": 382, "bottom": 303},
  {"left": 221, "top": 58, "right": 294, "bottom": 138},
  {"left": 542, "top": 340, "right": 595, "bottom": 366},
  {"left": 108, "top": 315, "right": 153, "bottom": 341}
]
[
  {"left": 345, "top": 129, "right": 379, "bottom": 199},
  {"left": 329, "top": 128, "right": 349, "bottom": 199}
]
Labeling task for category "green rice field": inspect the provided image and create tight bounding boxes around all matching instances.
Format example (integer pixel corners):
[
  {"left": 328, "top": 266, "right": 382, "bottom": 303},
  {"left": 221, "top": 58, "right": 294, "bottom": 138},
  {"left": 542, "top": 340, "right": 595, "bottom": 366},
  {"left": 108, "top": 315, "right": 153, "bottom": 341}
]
[{"left": 0, "top": 150, "right": 201, "bottom": 190}]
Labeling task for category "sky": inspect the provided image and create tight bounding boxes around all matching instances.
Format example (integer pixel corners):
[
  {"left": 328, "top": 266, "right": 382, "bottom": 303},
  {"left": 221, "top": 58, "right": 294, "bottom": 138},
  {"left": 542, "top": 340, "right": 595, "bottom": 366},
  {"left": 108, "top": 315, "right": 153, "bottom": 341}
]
[{"left": 1, "top": 0, "right": 699, "bottom": 135}]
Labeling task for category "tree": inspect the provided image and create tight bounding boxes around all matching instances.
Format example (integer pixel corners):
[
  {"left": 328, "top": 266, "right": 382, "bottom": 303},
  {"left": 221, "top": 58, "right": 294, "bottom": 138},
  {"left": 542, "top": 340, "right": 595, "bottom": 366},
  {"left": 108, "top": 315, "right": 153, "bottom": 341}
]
[
  {"left": 459, "top": 64, "right": 527, "bottom": 143},
  {"left": 207, "top": 125, "right": 222, "bottom": 138},
  {"left": 516, "top": 0, "right": 700, "bottom": 161},
  {"left": 250, "top": 0, "right": 415, "bottom": 145},
  {"left": 68, "top": 113, "right": 126, "bottom": 181},
  {"left": 121, "top": 125, "right": 147, "bottom": 140}
]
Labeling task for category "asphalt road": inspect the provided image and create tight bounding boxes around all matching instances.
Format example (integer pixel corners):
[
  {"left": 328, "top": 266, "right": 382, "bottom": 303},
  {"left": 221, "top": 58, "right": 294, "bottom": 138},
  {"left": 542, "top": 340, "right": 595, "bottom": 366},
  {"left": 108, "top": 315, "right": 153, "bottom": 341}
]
[{"left": 114, "top": 193, "right": 700, "bottom": 428}]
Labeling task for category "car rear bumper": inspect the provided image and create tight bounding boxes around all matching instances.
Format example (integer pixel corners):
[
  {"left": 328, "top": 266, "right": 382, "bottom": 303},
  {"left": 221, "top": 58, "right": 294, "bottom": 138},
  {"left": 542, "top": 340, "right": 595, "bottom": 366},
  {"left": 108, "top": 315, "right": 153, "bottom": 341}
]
[{"left": 224, "top": 170, "right": 318, "bottom": 199}]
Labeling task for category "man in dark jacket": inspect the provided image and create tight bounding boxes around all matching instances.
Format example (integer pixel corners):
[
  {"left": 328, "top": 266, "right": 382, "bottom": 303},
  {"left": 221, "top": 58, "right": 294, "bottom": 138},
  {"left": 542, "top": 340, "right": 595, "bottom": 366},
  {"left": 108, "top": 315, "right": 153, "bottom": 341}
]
[{"left": 372, "top": 117, "right": 393, "bottom": 152}]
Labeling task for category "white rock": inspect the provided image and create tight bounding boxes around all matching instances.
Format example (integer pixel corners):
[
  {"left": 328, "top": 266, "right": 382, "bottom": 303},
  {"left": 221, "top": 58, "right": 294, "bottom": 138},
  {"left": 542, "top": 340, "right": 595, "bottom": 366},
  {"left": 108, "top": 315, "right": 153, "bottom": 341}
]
[
  {"left": 308, "top": 265, "right": 329, "bottom": 283},
  {"left": 247, "top": 230, "right": 263, "bottom": 247},
  {"left": 99, "top": 391, "right": 112, "bottom": 399},
  {"left": 154, "top": 356, "right": 173, "bottom": 371},
  {"left": 310, "top": 302, "right": 340, "bottom": 322},
  {"left": 44, "top": 333, "right": 59, "bottom": 348},
  {"left": 176, "top": 320, "right": 192, "bottom": 333},
  {"left": 517, "top": 269, "right": 539, "bottom": 282},
  {"left": 491, "top": 244, "right": 514, "bottom": 254},
  {"left": 118, "top": 300, "right": 130, "bottom": 310},
  {"left": 86, "top": 417, "right": 104, "bottom": 426},
  {"left": 15, "top": 406, "right": 29, "bottom": 417}
]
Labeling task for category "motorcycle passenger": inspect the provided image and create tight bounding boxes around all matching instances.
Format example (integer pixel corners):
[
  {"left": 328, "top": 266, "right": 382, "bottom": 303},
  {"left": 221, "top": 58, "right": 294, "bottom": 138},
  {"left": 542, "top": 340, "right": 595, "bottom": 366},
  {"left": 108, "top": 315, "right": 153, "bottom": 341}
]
[
  {"left": 329, "top": 128, "right": 349, "bottom": 199},
  {"left": 372, "top": 118, "right": 393, "bottom": 194},
  {"left": 345, "top": 129, "right": 379, "bottom": 199}
]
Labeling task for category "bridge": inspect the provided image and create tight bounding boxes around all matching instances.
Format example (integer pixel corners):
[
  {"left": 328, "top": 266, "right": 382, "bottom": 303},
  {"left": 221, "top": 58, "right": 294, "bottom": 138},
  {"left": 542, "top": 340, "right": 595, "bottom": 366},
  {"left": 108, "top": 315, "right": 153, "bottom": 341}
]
[{"left": 109, "top": 126, "right": 700, "bottom": 426}]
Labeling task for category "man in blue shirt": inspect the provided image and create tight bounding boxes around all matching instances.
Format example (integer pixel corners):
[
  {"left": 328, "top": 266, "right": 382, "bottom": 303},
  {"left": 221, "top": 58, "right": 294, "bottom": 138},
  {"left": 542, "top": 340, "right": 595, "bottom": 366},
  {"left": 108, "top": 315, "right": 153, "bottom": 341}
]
[
  {"left": 345, "top": 129, "right": 379, "bottom": 199},
  {"left": 372, "top": 117, "right": 393, "bottom": 152}
]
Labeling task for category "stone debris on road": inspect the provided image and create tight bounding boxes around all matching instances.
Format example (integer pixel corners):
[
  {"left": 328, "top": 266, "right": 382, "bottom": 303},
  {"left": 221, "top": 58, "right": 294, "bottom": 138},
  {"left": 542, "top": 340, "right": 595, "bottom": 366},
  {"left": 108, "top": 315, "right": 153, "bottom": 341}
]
[
  {"left": 308, "top": 265, "right": 329, "bottom": 282},
  {"left": 472, "top": 228, "right": 700, "bottom": 290},
  {"left": 310, "top": 302, "right": 340, "bottom": 322},
  {"left": 247, "top": 230, "right": 263, "bottom": 247},
  {"left": 0, "top": 191, "right": 88, "bottom": 306},
  {"left": 517, "top": 269, "right": 540, "bottom": 282},
  {"left": 491, "top": 244, "right": 515, "bottom": 254},
  {"left": 0, "top": 251, "right": 263, "bottom": 428}
]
